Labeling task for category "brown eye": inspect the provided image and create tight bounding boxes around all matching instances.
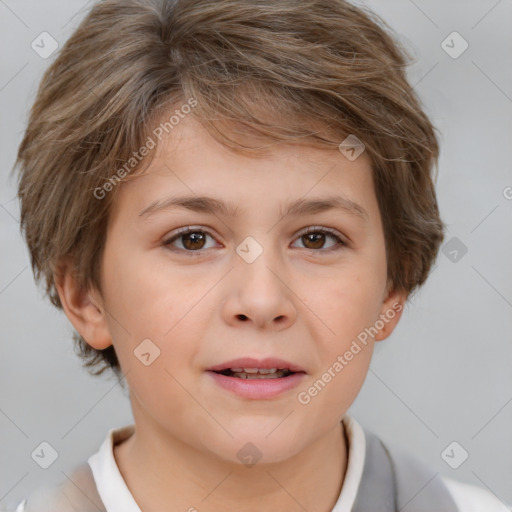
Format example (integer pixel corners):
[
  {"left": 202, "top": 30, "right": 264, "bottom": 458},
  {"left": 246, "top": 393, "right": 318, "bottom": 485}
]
[
  {"left": 180, "top": 231, "right": 207, "bottom": 250},
  {"left": 292, "top": 227, "right": 346, "bottom": 252},
  {"left": 301, "top": 232, "right": 326, "bottom": 250},
  {"left": 163, "top": 228, "right": 217, "bottom": 253}
]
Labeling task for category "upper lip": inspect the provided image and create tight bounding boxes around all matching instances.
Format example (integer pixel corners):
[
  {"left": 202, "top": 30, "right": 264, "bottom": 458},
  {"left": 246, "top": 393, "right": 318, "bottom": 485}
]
[{"left": 207, "top": 357, "right": 306, "bottom": 373}]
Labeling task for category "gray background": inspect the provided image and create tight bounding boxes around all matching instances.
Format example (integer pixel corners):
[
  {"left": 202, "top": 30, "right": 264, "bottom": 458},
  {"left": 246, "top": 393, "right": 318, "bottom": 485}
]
[{"left": 1, "top": 0, "right": 511, "bottom": 509}]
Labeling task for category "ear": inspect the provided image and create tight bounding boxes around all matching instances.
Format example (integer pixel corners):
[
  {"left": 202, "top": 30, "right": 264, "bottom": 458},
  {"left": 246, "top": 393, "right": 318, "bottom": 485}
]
[
  {"left": 54, "top": 260, "right": 112, "bottom": 350},
  {"left": 374, "top": 281, "right": 407, "bottom": 342}
]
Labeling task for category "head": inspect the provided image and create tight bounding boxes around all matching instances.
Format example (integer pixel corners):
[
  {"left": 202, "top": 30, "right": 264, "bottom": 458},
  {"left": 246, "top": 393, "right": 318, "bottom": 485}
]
[{"left": 15, "top": 0, "right": 444, "bottom": 463}]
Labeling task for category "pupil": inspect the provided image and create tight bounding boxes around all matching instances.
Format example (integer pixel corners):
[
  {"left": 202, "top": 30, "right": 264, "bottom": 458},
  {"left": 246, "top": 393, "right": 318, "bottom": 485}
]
[
  {"left": 184, "top": 232, "right": 205, "bottom": 250},
  {"left": 304, "top": 233, "right": 324, "bottom": 249}
]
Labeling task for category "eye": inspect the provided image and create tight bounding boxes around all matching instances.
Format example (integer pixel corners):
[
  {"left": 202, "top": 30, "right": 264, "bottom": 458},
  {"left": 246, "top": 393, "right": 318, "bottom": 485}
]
[
  {"left": 163, "top": 225, "right": 348, "bottom": 255},
  {"left": 163, "top": 227, "right": 218, "bottom": 253},
  {"left": 291, "top": 226, "right": 347, "bottom": 252}
]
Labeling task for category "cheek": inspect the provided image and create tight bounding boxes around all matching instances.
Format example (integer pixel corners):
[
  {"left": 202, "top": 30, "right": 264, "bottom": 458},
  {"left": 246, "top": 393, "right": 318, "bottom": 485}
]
[
  {"left": 102, "top": 256, "right": 205, "bottom": 416},
  {"left": 102, "top": 251, "right": 216, "bottom": 368},
  {"left": 311, "top": 266, "right": 384, "bottom": 342},
  {"left": 298, "top": 277, "right": 377, "bottom": 420},
  {"left": 102, "top": 246, "right": 176, "bottom": 330}
]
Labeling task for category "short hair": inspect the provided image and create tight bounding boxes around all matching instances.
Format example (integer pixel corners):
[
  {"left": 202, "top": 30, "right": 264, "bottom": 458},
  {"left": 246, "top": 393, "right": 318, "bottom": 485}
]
[{"left": 14, "top": 0, "right": 445, "bottom": 380}]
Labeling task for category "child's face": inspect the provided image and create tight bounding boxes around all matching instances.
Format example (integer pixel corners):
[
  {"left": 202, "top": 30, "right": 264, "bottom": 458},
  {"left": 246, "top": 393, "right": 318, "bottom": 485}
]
[{"left": 77, "top": 114, "right": 404, "bottom": 463}]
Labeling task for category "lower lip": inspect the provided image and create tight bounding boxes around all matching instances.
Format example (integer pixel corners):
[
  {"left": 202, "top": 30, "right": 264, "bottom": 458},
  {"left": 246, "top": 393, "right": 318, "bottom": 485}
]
[{"left": 206, "top": 371, "right": 307, "bottom": 399}]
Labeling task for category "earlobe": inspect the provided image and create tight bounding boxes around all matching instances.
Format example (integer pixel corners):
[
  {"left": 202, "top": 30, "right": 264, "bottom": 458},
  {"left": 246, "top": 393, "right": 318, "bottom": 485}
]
[
  {"left": 54, "top": 261, "right": 112, "bottom": 350},
  {"left": 374, "top": 284, "right": 407, "bottom": 342}
]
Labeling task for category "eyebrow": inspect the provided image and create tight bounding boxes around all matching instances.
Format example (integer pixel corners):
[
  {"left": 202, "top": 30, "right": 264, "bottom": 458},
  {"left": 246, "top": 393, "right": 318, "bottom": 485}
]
[{"left": 138, "top": 194, "right": 369, "bottom": 222}]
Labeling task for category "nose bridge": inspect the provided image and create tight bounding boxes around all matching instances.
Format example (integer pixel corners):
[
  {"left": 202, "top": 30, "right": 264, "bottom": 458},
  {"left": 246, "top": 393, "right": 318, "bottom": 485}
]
[
  {"left": 235, "top": 232, "right": 285, "bottom": 296},
  {"left": 222, "top": 231, "right": 296, "bottom": 329}
]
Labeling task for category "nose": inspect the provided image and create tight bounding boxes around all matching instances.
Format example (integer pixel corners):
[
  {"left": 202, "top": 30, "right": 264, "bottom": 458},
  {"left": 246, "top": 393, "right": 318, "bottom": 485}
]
[{"left": 221, "top": 246, "right": 297, "bottom": 331}]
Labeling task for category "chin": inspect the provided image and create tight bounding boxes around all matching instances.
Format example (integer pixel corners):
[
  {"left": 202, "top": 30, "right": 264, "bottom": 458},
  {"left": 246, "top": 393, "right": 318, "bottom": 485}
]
[{"left": 204, "top": 426, "right": 308, "bottom": 467}]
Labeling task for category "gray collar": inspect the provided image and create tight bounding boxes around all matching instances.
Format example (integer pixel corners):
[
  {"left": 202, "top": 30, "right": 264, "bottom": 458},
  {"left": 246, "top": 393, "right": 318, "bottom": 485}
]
[{"left": 353, "top": 427, "right": 459, "bottom": 512}]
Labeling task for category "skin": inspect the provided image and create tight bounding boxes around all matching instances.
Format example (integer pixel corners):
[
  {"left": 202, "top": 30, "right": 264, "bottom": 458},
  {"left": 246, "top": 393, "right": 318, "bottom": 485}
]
[{"left": 57, "top": 113, "right": 406, "bottom": 512}]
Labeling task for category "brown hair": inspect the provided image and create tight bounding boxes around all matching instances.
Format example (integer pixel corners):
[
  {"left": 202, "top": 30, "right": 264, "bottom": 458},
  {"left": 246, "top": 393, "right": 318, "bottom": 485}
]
[{"left": 14, "top": 0, "right": 445, "bottom": 380}]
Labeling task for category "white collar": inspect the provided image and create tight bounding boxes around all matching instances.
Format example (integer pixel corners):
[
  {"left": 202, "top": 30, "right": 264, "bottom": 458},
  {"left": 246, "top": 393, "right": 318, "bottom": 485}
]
[
  {"left": 87, "top": 413, "right": 366, "bottom": 512},
  {"left": 88, "top": 423, "right": 139, "bottom": 512}
]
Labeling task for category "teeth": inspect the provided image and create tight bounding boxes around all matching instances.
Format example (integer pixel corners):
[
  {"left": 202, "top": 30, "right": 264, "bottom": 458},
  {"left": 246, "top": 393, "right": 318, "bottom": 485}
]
[
  {"left": 243, "top": 368, "right": 260, "bottom": 374},
  {"left": 257, "top": 368, "right": 277, "bottom": 374},
  {"left": 232, "top": 370, "right": 288, "bottom": 379},
  {"left": 229, "top": 367, "right": 279, "bottom": 374}
]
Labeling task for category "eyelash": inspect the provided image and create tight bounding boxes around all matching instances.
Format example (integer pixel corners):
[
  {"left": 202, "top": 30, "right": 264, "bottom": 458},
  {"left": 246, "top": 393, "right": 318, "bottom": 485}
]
[{"left": 162, "top": 226, "right": 348, "bottom": 255}]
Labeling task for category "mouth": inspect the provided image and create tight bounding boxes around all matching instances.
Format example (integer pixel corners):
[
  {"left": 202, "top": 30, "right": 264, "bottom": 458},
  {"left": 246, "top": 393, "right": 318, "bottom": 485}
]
[
  {"left": 212, "top": 367, "right": 298, "bottom": 379},
  {"left": 206, "top": 357, "right": 307, "bottom": 398},
  {"left": 207, "top": 357, "right": 306, "bottom": 379}
]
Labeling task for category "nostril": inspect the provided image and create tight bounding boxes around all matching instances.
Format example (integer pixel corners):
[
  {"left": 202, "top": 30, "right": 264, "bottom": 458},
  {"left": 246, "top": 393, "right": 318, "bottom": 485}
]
[{"left": 237, "top": 314, "right": 248, "bottom": 321}]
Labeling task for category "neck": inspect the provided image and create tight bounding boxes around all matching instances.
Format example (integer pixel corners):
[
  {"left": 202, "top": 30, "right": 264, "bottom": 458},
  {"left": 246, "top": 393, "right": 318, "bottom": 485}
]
[{"left": 114, "top": 410, "right": 348, "bottom": 512}]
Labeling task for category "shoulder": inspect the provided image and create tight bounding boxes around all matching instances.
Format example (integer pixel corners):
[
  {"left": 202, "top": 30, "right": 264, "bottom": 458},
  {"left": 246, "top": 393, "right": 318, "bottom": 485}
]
[
  {"left": 370, "top": 430, "right": 510, "bottom": 512},
  {"left": 10, "top": 482, "right": 73, "bottom": 512},
  {"left": 442, "top": 476, "right": 511, "bottom": 512},
  {"left": 13, "top": 461, "right": 105, "bottom": 512},
  {"left": 8, "top": 498, "right": 27, "bottom": 511}
]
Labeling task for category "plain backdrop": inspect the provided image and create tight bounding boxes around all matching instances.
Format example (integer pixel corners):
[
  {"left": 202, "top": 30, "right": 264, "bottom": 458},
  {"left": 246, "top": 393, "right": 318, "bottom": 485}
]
[{"left": 1, "top": 0, "right": 511, "bottom": 509}]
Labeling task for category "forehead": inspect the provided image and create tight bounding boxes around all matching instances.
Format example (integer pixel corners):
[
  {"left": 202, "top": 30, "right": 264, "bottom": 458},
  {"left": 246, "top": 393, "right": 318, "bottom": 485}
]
[{"left": 110, "top": 114, "right": 378, "bottom": 226}]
